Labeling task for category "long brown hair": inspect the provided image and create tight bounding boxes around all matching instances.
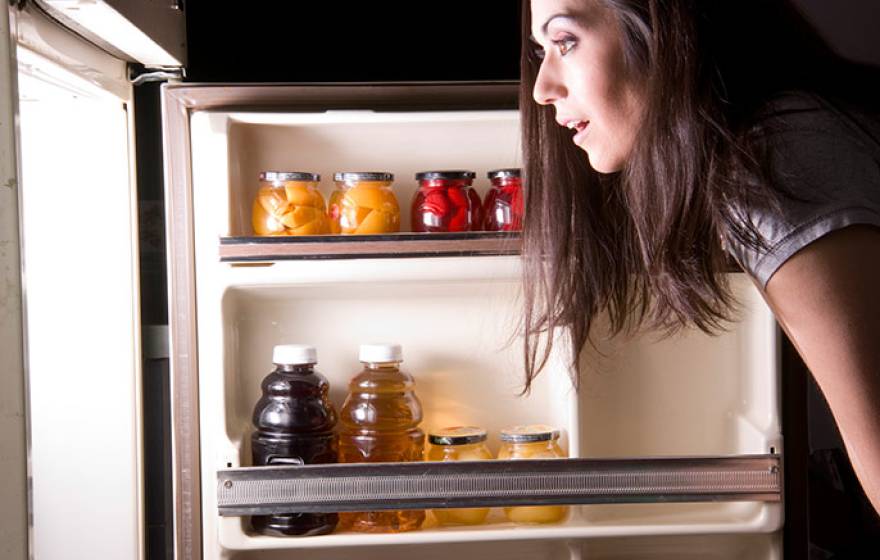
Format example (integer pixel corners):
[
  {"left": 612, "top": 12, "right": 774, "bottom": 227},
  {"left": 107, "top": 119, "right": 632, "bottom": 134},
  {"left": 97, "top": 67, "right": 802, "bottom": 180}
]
[{"left": 519, "top": 0, "right": 876, "bottom": 392}]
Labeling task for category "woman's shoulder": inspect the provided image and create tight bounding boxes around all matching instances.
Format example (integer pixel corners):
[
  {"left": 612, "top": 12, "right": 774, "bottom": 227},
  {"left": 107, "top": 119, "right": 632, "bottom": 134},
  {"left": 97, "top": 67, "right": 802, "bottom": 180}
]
[
  {"left": 758, "top": 90, "right": 880, "bottom": 205},
  {"left": 727, "top": 90, "right": 880, "bottom": 287},
  {"left": 753, "top": 90, "right": 880, "bottom": 153},
  {"left": 748, "top": 90, "right": 880, "bottom": 193}
]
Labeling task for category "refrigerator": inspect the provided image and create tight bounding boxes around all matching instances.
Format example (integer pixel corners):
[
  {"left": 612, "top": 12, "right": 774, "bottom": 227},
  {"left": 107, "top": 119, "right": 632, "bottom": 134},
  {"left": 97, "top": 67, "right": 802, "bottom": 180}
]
[{"left": 1, "top": 1, "right": 807, "bottom": 559}]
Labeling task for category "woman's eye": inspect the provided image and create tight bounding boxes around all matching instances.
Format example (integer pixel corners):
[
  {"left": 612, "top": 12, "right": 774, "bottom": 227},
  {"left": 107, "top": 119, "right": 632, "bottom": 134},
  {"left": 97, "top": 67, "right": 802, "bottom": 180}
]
[{"left": 552, "top": 37, "right": 576, "bottom": 56}]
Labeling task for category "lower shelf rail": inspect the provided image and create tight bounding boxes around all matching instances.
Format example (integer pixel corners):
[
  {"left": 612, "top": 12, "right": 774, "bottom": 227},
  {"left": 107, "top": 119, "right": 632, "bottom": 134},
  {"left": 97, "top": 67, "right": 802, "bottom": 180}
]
[{"left": 217, "top": 455, "right": 781, "bottom": 516}]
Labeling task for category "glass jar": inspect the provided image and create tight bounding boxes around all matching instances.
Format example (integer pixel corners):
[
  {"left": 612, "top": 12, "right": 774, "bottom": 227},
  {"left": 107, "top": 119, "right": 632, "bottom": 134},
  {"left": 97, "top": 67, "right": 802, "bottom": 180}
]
[
  {"left": 497, "top": 425, "right": 568, "bottom": 524},
  {"left": 411, "top": 170, "right": 480, "bottom": 233},
  {"left": 328, "top": 172, "right": 400, "bottom": 234},
  {"left": 251, "top": 171, "right": 329, "bottom": 236},
  {"left": 426, "top": 426, "right": 493, "bottom": 526},
  {"left": 482, "top": 168, "right": 523, "bottom": 232}
]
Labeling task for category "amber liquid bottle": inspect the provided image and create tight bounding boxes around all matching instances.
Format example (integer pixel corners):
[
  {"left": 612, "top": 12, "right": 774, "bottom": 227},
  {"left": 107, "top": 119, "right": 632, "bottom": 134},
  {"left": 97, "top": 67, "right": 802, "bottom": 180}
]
[
  {"left": 251, "top": 345, "right": 338, "bottom": 536},
  {"left": 337, "top": 343, "right": 425, "bottom": 532}
]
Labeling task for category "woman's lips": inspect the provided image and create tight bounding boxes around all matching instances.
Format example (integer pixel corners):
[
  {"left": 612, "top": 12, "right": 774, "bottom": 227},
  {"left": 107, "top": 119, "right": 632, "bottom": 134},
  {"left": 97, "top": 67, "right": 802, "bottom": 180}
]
[{"left": 569, "top": 120, "right": 589, "bottom": 144}]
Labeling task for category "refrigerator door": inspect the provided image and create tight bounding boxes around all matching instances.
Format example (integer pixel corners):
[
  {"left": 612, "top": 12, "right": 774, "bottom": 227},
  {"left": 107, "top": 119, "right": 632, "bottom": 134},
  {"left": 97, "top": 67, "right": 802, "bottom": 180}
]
[
  {"left": 0, "top": 4, "right": 27, "bottom": 560},
  {"left": 2, "top": 2, "right": 152, "bottom": 559},
  {"left": 31, "top": 0, "right": 184, "bottom": 67}
]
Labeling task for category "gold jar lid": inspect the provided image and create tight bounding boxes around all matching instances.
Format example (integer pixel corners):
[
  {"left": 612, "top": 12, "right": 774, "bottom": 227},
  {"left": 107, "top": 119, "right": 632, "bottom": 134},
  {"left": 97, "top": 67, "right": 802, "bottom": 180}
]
[
  {"left": 499, "top": 424, "right": 560, "bottom": 443},
  {"left": 428, "top": 426, "right": 487, "bottom": 446}
]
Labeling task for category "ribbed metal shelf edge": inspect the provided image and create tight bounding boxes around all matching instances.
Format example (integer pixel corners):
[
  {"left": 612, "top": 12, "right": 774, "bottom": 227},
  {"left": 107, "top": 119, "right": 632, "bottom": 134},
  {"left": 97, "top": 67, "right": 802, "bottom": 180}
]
[{"left": 217, "top": 455, "right": 781, "bottom": 516}]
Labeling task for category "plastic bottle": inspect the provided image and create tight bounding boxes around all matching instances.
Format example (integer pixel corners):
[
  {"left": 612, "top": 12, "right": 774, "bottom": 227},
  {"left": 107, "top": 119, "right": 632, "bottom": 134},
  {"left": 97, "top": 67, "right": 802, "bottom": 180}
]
[
  {"left": 337, "top": 343, "right": 425, "bottom": 532},
  {"left": 251, "top": 344, "right": 338, "bottom": 536}
]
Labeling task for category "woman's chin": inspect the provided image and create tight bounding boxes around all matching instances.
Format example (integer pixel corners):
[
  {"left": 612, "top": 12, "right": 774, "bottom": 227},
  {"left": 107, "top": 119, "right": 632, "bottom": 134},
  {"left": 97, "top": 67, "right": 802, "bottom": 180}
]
[{"left": 584, "top": 149, "right": 623, "bottom": 175}]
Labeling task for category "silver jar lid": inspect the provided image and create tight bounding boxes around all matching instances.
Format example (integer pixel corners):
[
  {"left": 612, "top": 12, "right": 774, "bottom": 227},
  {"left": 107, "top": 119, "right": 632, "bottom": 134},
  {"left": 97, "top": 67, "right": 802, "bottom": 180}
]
[
  {"left": 259, "top": 171, "right": 320, "bottom": 182},
  {"left": 333, "top": 172, "right": 394, "bottom": 182},
  {"left": 487, "top": 168, "right": 521, "bottom": 179},
  {"left": 415, "top": 170, "right": 476, "bottom": 181},
  {"left": 499, "top": 424, "right": 560, "bottom": 443},
  {"left": 428, "top": 426, "right": 488, "bottom": 446}
]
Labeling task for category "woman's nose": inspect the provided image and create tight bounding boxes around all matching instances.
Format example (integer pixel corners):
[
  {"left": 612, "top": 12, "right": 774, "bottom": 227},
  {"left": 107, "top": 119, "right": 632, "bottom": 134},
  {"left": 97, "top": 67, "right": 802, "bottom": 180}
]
[{"left": 532, "top": 59, "right": 565, "bottom": 106}]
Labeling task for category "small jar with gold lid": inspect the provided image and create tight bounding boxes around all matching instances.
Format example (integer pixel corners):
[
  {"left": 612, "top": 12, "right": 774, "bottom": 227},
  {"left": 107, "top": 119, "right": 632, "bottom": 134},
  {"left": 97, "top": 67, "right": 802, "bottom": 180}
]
[
  {"left": 426, "top": 426, "right": 493, "bottom": 525},
  {"left": 497, "top": 425, "right": 568, "bottom": 524}
]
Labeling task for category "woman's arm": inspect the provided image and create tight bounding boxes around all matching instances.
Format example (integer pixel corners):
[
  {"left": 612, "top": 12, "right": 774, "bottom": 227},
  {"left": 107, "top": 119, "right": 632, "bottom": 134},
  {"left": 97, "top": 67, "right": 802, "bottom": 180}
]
[{"left": 763, "top": 224, "right": 880, "bottom": 515}]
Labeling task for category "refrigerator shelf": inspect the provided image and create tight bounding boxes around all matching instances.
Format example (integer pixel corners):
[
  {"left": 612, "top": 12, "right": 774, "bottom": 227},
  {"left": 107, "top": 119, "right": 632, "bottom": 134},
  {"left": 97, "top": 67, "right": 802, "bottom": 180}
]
[
  {"left": 219, "top": 231, "right": 521, "bottom": 262},
  {"left": 216, "top": 455, "right": 781, "bottom": 516}
]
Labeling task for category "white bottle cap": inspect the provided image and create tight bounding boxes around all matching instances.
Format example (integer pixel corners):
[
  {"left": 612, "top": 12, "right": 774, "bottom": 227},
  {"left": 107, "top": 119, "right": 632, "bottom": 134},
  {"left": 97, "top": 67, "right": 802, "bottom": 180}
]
[
  {"left": 358, "top": 343, "right": 403, "bottom": 363},
  {"left": 272, "top": 344, "right": 317, "bottom": 365}
]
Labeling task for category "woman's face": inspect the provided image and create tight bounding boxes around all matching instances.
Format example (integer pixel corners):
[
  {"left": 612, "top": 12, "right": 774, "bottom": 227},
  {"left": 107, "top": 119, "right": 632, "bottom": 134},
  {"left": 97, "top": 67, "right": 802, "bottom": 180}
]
[{"left": 530, "top": 0, "right": 645, "bottom": 173}]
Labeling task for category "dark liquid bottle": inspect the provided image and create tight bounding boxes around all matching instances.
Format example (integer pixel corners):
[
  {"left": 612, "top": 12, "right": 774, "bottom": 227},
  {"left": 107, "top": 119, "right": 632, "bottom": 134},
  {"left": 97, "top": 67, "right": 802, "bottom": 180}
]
[
  {"left": 251, "top": 344, "right": 338, "bottom": 536},
  {"left": 337, "top": 343, "right": 425, "bottom": 532}
]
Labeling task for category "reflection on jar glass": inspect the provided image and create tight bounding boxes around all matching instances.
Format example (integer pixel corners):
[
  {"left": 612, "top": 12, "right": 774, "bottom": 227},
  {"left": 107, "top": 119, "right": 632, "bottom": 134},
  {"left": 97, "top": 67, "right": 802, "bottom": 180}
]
[
  {"left": 482, "top": 168, "right": 523, "bottom": 232},
  {"left": 251, "top": 171, "right": 329, "bottom": 236},
  {"left": 426, "top": 426, "right": 493, "bottom": 525},
  {"left": 497, "top": 424, "right": 568, "bottom": 524},
  {"left": 328, "top": 172, "right": 400, "bottom": 234}
]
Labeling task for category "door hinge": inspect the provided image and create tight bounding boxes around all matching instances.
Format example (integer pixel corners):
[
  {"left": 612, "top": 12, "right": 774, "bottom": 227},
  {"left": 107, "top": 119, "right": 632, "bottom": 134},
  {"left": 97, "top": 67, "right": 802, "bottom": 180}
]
[{"left": 129, "top": 63, "right": 185, "bottom": 86}]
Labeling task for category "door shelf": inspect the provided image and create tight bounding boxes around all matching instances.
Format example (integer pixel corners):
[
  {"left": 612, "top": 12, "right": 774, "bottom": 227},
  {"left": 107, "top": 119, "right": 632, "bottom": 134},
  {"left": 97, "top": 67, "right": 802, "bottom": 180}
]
[
  {"left": 217, "top": 455, "right": 782, "bottom": 516},
  {"left": 219, "top": 231, "right": 521, "bottom": 262},
  {"left": 215, "top": 455, "right": 782, "bottom": 551}
]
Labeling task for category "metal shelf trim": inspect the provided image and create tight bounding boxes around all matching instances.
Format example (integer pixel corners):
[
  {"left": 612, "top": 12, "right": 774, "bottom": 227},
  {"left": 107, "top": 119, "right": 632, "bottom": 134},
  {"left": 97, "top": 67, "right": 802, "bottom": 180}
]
[{"left": 217, "top": 455, "right": 781, "bottom": 516}]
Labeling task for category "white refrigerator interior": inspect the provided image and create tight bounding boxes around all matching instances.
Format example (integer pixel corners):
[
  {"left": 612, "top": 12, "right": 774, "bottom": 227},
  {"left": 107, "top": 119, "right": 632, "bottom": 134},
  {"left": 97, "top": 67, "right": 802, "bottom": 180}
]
[{"left": 187, "top": 106, "right": 782, "bottom": 559}]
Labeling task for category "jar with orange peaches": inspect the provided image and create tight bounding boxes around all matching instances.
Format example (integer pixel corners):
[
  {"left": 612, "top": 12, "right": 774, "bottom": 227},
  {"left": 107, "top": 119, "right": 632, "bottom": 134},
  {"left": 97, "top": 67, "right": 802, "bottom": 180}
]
[
  {"left": 328, "top": 172, "right": 400, "bottom": 234},
  {"left": 251, "top": 171, "right": 330, "bottom": 236}
]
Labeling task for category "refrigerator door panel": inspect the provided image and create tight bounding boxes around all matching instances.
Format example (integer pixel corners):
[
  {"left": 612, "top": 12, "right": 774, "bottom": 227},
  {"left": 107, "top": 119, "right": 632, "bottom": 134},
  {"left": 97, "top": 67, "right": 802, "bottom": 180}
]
[
  {"left": 32, "top": 0, "right": 184, "bottom": 67},
  {"left": 165, "top": 84, "right": 782, "bottom": 559},
  {"left": 0, "top": 4, "right": 27, "bottom": 560},
  {"left": 7, "top": 4, "right": 143, "bottom": 559}
]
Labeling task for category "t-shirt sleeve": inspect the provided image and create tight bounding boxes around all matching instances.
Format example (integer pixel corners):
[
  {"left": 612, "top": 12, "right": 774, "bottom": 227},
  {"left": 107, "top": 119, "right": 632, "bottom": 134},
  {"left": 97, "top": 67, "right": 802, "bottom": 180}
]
[{"left": 726, "top": 93, "right": 880, "bottom": 288}]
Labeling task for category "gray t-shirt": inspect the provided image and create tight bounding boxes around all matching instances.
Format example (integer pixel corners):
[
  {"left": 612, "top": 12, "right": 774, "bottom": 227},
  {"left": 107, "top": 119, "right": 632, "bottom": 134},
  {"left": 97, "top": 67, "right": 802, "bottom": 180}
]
[{"left": 726, "top": 91, "right": 880, "bottom": 287}]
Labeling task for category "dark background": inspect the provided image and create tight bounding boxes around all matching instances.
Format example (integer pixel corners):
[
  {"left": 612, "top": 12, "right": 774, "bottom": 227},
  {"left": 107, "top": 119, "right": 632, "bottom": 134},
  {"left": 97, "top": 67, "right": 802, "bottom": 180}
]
[
  {"left": 182, "top": 2, "right": 521, "bottom": 82},
  {"left": 181, "top": 1, "right": 880, "bottom": 83},
  {"left": 138, "top": 1, "right": 880, "bottom": 559}
]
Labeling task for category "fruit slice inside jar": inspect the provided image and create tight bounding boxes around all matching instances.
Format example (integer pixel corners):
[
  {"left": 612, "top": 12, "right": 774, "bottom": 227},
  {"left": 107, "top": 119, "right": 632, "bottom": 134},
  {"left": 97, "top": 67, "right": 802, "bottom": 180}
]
[
  {"left": 340, "top": 205, "right": 373, "bottom": 233},
  {"left": 345, "top": 182, "right": 397, "bottom": 211},
  {"left": 256, "top": 186, "right": 289, "bottom": 217},
  {"left": 284, "top": 183, "right": 326, "bottom": 209},
  {"left": 338, "top": 188, "right": 399, "bottom": 234},
  {"left": 252, "top": 205, "right": 286, "bottom": 235},
  {"left": 354, "top": 209, "right": 398, "bottom": 234},
  {"left": 280, "top": 206, "right": 320, "bottom": 229},
  {"left": 253, "top": 182, "right": 329, "bottom": 236}
]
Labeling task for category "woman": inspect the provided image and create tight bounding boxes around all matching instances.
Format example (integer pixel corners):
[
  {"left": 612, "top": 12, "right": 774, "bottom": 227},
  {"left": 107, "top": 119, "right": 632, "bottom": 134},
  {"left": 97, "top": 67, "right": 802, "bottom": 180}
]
[{"left": 520, "top": 0, "right": 880, "bottom": 515}]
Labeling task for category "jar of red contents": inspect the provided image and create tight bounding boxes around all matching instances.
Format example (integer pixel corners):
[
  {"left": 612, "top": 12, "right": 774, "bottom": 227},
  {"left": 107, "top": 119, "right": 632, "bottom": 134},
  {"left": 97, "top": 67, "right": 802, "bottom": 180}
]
[
  {"left": 482, "top": 168, "right": 523, "bottom": 231},
  {"left": 411, "top": 170, "right": 480, "bottom": 233}
]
